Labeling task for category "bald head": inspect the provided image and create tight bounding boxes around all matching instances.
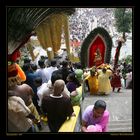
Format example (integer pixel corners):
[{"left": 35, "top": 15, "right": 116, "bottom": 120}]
[{"left": 53, "top": 80, "right": 65, "bottom": 96}]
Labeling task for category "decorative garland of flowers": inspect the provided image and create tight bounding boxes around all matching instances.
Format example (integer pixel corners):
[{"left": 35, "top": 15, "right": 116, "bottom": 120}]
[{"left": 80, "top": 27, "right": 112, "bottom": 68}]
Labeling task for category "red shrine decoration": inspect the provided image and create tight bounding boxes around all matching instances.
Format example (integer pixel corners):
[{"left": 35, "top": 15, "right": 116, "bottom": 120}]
[{"left": 88, "top": 36, "right": 105, "bottom": 68}]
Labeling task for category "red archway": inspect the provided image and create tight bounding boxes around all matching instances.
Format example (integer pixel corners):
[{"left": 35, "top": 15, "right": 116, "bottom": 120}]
[{"left": 88, "top": 36, "right": 106, "bottom": 68}]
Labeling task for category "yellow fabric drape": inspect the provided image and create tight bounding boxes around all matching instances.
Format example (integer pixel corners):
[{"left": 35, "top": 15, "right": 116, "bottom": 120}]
[
  {"left": 35, "top": 13, "right": 70, "bottom": 60},
  {"left": 49, "top": 14, "right": 64, "bottom": 54},
  {"left": 35, "top": 20, "right": 54, "bottom": 59}
]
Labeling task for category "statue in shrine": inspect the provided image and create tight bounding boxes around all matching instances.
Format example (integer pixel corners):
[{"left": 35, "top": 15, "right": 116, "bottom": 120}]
[{"left": 93, "top": 48, "right": 102, "bottom": 67}]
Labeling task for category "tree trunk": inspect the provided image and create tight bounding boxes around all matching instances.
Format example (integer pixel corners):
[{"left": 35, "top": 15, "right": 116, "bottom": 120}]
[{"left": 113, "top": 40, "right": 122, "bottom": 70}]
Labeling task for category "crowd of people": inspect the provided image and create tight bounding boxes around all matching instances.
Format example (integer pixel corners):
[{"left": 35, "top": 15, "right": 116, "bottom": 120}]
[
  {"left": 7, "top": 8, "right": 132, "bottom": 133},
  {"left": 8, "top": 53, "right": 132, "bottom": 133},
  {"left": 69, "top": 8, "right": 115, "bottom": 43}
]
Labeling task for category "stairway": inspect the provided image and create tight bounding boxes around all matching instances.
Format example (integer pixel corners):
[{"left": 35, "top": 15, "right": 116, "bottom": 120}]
[{"left": 108, "top": 119, "right": 132, "bottom": 132}]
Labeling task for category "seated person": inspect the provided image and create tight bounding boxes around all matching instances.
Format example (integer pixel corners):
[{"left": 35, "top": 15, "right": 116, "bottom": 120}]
[
  {"left": 81, "top": 100, "right": 109, "bottom": 132},
  {"left": 41, "top": 80, "right": 75, "bottom": 132}
]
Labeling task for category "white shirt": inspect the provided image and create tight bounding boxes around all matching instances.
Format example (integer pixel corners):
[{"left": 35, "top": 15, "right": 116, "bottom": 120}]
[
  {"left": 37, "top": 83, "right": 49, "bottom": 106},
  {"left": 45, "top": 66, "right": 58, "bottom": 81},
  {"left": 36, "top": 68, "right": 49, "bottom": 83}
]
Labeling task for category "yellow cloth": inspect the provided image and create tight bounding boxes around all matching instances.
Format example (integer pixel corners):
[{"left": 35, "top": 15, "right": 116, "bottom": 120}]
[
  {"left": 28, "top": 102, "right": 40, "bottom": 121},
  {"left": 85, "top": 74, "right": 98, "bottom": 95},
  {"left": 58, "top": 106, "right": 80, "bottom": 132},
  {"left": 98, "top": 69, "right": 112, "bottom": 94}
]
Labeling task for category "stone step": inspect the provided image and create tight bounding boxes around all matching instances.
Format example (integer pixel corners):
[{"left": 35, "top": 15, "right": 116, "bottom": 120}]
[
  {"left": 109, "top": 127, "right": 132, "bottom": 132},
  {"left": 109, "top": 122, "right": 132, "bottom": 128},
  {"left": 108, "top": 120, "right": 132, "bottom": 132},
  {"left": 109, "top": 119, "right": 132, "bottom": 125}
]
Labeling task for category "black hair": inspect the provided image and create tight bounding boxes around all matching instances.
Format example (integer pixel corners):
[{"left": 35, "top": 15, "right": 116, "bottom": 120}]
[
  {"left": 34, "top": 77, "right": 42, "bottom": 85},
  {"left": 51, "top": 70, "right": 62, "bottom": 85},
  {"left": 38, "top": 59, "right": 45, "bottom": 68},
  {"left": 22, "top": 63, "right": 31, "bottom": 72},
  {"left": 50, "top": 59, "right": 57, "bottom": 67},
  {"left": 102, "top": 68, "right": 107, "bottom": 73},
  {"left": 61, "top": 60, "right": 68, "bottom": 67},
  {"left": 75, "top": 62, "right": 82, "bottom": 69},
  {"left": 94, "top": 100, "right": 106, "bottom": 110},
  {"left": 31, "top": 64, "right": 38, "bottom": 71},
  {"left": 24, "top": 58, "right": 31, "bottom": 64},
  {"left": 67, "top": 73, "right": 81, "bottom": 87}
]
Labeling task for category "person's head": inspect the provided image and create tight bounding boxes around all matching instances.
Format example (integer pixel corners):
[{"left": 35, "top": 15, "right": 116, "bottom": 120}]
[
  {"left": 38, "top": 59, "right": 45, "bottom": 68},
  {"left": 75, "top": 62, "right": 82, "bottom": 69},
  {"left": 102, "top": 68, "right": 107, "bottom": 73},
  {"left": 90, "top": 69, "right": 95, "bottom": 76},
  {"left": 40, "top": 55, "right": 46, "bottom": 61},
  {"left": 34, "top": 77, "right": 42, "bottom": 87},
  {"left": 24, "top": 58, "right": 31, "bottom": 64},
  {"left": 50, "top": 59, "right": 57, "bottom": 67},
  {"left": 61, "top": 60, "right": 68, "bottom": 68},
  {"left": 93, "top": 100, "right": 106, "bottom": 118},
  {"left": 66, "top": 73, "right": 76, "bottom": 82},
  {"left": 116, "top": 69, "right": 120, "bottom": 73},
  {"left": 53, "top": 80, "right": 65, "bottom": 96},
  {"left": 51, "top": 70, "right": 62, "bottom": 85},
  {"left": 31, "top": 63, "right": 38, "bottom": 71},
  {"left": 22, "top": 63, "right": 32, "bottom": 72}
]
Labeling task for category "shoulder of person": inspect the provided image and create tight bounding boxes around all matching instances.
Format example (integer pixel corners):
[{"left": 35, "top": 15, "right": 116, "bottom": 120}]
[{"left": 104, "top": 110, "right": 110, "bottom": 117}]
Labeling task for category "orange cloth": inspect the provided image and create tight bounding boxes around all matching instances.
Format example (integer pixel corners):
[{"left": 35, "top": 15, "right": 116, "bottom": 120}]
[{"left": 15, "top": 63, "right": 26, "bottom": 82}]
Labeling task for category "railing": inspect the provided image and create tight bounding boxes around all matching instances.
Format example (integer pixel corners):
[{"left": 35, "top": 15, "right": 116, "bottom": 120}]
[{"left": 58, "top": 105, "right": 81, "bottom": 132}]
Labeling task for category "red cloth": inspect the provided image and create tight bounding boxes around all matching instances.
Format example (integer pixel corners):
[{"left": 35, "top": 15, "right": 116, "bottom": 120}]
[
  {"left": 8, "top": 50, "right": 20, "bottom": 62},
  {"left": 88, "top": 36, "right": 105, "bottom": 67},
  {"left": 111, "top": 73, "right": 121, "bottom": 88}
]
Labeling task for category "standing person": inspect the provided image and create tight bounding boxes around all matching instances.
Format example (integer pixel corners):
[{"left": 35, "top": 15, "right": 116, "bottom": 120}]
[
  {"left": 22, "top": 63, "right": 41, "bottom": 114},
  {"left": 111, "top": 69, "right": 122, "bottom": 92},
  {"left": 66, "top": 72, "right": 81, "bottom": 93},
  {"left": 8, "top": 63, "right": 41, "bottom": 130},
  {"left": 34, "top": 77, "right": 48, "bottom": 107},
  {"left": 57, "top": 60, "right": 73, "bottom": 84},
  {"left": 84, "top": 67, "right": 98, "bottom": 95},
  {"left": 121, "top": 61, "right": 127, "bottom": 88},
  {"left": 8, "top": 90, "right": 35, "bottom": 132},
  {"left": 81, "top": 100, "right": 109, "bottom": 132},
  {"left": 43, "top": 70, "right": 70, "bottom": 98},
  {"left": 36, "top": 59, "right": 49, "bottom": 83},
  {"left": 8, "top": 63, "right": 38, "bottom": 132},
  {"left": 125, "top": 68, "right": 132, "bottom": 89},
  {"left": 45, "top": 59, "right": 58, "bottom": 81},
  {"left": 41, "top": 80, "right": 75, "bottom": 132},
  {"left": 97, "top": 67, "right": 112, "bottom": 95},
  {"left": 74, "top": 62, "right": 83, "bottom": 84}
]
